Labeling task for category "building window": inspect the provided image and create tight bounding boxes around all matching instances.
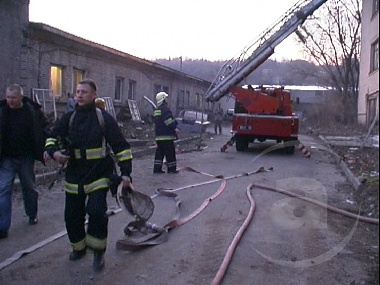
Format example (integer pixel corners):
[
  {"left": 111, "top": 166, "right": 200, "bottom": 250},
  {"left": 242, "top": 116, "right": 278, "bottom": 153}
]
[
  {"left": 186, "top": 90, "right": 191, "bottom": 108},
  {"left": 370, "top": 39, "right": 379, "bottom": 72},
  {"left": 163, "top": 86, "right": 169, "bottom": 94},
  {"left": 50, "top": 65, "right": 63, "bottom": 96},
  {"left": 178, "top": 90, "right": 185, "bottom": 109},
  {"left": 373, "top": 0, "right": 379, "bottom": 16},
  {"left": 115, "top": 77, "right": 124, "bottom": 101},
  {"left": 128, "top": 79, "right": 136, "bottom": 100},
  {"left": 73, "top": 68, "right": 84, "bottom": 91},
  {"left": 367, "top": 94, "right": 379, "bottom": 126},
  {"left": 196, "top": 93, "right": 202, "bottom": 108},
  {"left": 153, "top": 84, "right": 162, "bottom": 97}
]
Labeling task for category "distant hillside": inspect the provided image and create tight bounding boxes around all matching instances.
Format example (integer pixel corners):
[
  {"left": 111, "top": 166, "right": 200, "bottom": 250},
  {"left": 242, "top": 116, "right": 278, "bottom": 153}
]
[{"left": 154, "top": 57, "right": 325, "bottom": 86}]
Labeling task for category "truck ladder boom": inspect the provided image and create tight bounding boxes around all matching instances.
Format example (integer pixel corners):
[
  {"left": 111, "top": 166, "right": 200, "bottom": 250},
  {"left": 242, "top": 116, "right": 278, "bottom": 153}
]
[{"left": 205, "top": 0, "right": 327, "bottom": 102}]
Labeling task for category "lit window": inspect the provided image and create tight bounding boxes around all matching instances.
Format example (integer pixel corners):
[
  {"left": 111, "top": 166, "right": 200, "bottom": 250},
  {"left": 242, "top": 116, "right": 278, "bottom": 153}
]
[
  {"left": 73, "top": 69, "right": 84, "bottom": 91},
  {"left": 50, "top": 65, "right": 63, "bottom": 96}
]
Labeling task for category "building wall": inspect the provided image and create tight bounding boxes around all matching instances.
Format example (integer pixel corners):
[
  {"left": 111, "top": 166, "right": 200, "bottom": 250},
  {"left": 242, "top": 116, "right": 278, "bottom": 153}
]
[
  {"left": 0, "top": 0, "right": 29, "bottom": 95},
  {"left": 21, "top": 23, "right": 211, "bottom": 119},
  {"left": 358, "top": 0, "right": 379, "bottom": 126},
  {"left": 1, "top": 2, "right": 210, "bottom": 120}
]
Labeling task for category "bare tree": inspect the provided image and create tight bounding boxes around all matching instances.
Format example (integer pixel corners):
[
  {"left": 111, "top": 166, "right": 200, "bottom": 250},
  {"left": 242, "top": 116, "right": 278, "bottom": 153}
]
[{"left": 297, "top": 0, "right": 361, "bottom": 124}]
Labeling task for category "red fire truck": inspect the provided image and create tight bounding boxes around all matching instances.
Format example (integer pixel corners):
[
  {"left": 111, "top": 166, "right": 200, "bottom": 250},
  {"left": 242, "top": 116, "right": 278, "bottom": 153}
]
[{"left": 205, "top": 0, "right": 327, "bottom": 153}]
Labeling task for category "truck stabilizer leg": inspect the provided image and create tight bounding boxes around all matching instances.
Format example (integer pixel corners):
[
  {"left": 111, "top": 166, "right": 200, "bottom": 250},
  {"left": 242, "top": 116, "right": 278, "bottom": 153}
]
[
  {"left": 297, "top": 143, "right": 311, "bottom": 158},
  {"left": 221, "top": 135, "right": 236, "bottom": 152}
]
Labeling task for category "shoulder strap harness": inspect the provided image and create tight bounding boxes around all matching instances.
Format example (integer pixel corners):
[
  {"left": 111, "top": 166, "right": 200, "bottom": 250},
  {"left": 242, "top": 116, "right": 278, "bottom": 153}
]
[{"left": 69, "top": 108, "right": 108, "bottom": 158}]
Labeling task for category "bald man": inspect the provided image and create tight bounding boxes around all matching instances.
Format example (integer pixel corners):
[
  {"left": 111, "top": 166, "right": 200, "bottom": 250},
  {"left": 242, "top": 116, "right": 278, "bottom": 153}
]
[{"left": 0, "top": 84, "right": 50, "bottom": 239}]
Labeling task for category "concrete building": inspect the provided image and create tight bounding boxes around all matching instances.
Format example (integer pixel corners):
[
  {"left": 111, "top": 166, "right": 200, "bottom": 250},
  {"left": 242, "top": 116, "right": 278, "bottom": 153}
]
[
  {"left": 358, "top": 0, "right": 379, "bottom": 126},
  {"left": 0, "top": 0, "right": 211, "bottom": 119}
]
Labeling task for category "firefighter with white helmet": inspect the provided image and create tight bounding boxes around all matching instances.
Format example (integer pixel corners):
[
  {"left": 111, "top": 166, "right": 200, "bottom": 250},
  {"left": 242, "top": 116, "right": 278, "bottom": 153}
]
[{"left": 153, "top": 92, "right": 179, "bottom": 173}]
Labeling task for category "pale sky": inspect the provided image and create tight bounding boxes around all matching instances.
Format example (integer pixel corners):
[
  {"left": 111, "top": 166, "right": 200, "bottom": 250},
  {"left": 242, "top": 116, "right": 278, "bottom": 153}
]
[{"left": 29, "top": 0, "right": 307, "bottom": 62}]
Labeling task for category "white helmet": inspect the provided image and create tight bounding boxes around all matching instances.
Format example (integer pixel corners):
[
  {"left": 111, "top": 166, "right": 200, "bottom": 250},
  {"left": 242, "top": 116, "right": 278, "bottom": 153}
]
[{"left": 156, "top": 92, "right": 168, "bottom": 106}]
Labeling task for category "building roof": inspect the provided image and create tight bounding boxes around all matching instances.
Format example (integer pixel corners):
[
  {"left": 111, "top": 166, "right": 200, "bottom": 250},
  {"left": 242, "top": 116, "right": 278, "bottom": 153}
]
[{"left": 28, "top": 22, "right": 211, "bottom": 86}]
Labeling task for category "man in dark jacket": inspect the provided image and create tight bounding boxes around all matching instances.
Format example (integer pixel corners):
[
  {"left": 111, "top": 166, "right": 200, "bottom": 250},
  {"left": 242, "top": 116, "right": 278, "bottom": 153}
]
[
  {"left": 45, "top": 79, "right": 132, "bottom": 271},
  {"left": 0, "top": 84, "right": 50, "bottom": 239},
  {"left": 153, "top": 92, "right": 179, "bottom": 174}
]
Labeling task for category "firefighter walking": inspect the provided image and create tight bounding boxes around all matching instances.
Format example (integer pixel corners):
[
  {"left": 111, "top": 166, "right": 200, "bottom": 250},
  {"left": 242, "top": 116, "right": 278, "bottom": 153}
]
[
  {"left": 44, "top": 79, "right": 132, "bottom": 271},
  {"left": 153, "top": 92, "right": 179, "bottom": 174}
]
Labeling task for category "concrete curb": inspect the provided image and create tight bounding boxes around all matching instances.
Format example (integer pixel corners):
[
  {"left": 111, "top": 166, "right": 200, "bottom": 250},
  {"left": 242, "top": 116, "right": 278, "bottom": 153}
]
[
  {"left": 14, "top": 136, "right": 201, "bottom": 187},
  {"left": 318, "top": 135, "right": 361, "bottom": 191}
]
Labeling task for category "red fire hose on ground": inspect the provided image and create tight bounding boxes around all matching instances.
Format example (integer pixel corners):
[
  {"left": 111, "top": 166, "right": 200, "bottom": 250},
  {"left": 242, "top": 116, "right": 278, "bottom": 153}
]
[{"left": 116, "top": 166, "right": 378, "bottom": 284}]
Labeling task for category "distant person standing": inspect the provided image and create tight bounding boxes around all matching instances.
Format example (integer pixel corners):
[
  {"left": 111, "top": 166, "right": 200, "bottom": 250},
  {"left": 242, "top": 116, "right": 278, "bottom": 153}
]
[
  {"left": 0, "top": 84, "right": 50, "bottom": 239},
  {"left": 66, "top": 92, "right": 76, "bottom": 112},
  {"left": 214, "top": 103, "right": 223, "bottom": 135},
  {"left": 153, "top": 92, "right": 179, "bottom": 174}
]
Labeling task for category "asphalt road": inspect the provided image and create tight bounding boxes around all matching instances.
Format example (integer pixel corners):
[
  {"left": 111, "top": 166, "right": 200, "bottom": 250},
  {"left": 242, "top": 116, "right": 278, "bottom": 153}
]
[{"left": 0, "top": 130, "right": 378, "bottom": 285}]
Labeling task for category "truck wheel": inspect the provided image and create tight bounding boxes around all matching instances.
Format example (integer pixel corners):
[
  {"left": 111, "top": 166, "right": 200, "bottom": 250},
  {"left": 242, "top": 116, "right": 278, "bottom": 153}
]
[
  {"left": 236, "top": 136, "right": 249, "bottom": 152},
  {"left": 284, "top": 145, "right": 295, "bottom": 154}
]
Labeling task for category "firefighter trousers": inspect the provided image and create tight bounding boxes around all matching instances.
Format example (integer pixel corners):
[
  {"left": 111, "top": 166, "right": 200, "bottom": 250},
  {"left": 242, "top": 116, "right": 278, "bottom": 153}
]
[
  {"left": 65, "top": 187, "right": 108, "bottom": 251},
  {"left": 154, "top": 140, "right": 177, "bottom": 172}
]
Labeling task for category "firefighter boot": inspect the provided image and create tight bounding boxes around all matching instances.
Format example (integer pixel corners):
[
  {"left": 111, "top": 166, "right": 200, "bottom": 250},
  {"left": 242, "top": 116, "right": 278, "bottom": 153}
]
[
  {"left": 69, "top": 248, "right": 86, "bottom": 261},
  {"left": 93, "top": 250, "right": 105, "bottom": 272}
]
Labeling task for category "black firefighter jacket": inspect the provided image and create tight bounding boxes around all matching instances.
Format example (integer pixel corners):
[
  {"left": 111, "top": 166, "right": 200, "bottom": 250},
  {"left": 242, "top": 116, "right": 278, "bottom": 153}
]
[
  {"left": 45, "top": 103, "right": 132, "bottom": 194},
  {"left": 0, "top": 96, "right": 50, "bottom": 163},
  {"left": 154, "top": 102, "right": 178, "bottom": 141}
]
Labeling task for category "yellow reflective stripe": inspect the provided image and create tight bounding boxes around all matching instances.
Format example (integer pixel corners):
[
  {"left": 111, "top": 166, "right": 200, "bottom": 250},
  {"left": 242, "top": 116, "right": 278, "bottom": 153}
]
[
  {"left": 115, "top": 149, "right": 133, "bottom": 162},
  {"left": 45, "top": 138, "right": 57, "bottom": 147},
  {"left": 72, "top": 238, "right": 86, "bottom": 251},
  {"left": 86, "top": 148, "right": 104, "bottom": 159},
  {"left": 86, "top": 234, "right": 107, "bottom": 251},
  {"left": 155, "top": 136, "right": 177, "bottom": 141},
  {"left": 153, "top": 110, "right": 161, "bottom": 117},
  {"left": 73, "top": 148, "right": 106, "bottom": 159},
  {"left": 164, "top": 118, "right": 174, "bottom": 125},
  {"left": 64, "top": 181, "right": 79, "bottom": 194},
  {"left": 74, "top": 149, "right": 80, "bottom": 158},
  {"left": 83, "top": 178, "right": 110, "bottom": 194},
  {"left": 65, "top": 178, "right": 109, "bottom": 194}
]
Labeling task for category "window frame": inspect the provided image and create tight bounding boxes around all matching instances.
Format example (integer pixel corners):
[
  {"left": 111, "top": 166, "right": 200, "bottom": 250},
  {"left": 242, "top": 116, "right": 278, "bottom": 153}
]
[
  {"left": 370, "top": 39, "right": 379, "bottom": 72},
  {"left": 115, "top": 77, "right": 124, "bottom": 101},
  {"left": 373, "top": 0, "right": 379, "bottom": 16},
  {"left": 50, "top": 65, "right": 63, "bottom": 97},
  {"left": 128, "top": 79, "right": 136, "bottom": 100},
  {"left": 73, "top": 68, "right": 85, "bottom": 92}
]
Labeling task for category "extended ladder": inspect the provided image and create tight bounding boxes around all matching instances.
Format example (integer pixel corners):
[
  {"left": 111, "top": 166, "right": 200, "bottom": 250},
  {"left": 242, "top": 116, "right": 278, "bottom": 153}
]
[{"left": 205, "top": 0, "right": 327, "bottom": 102}]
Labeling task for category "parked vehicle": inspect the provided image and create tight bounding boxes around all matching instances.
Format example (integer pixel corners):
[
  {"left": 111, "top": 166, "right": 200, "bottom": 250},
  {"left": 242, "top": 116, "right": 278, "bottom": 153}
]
[
  {"left": 205, "top": 0, "right": 327, "bottom": 153},
  {"left": 176, "top": 110, "right": 211, "bottom": 133}
]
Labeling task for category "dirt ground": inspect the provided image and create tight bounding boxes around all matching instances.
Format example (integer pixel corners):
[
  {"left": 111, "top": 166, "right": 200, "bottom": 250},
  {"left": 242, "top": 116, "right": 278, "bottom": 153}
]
[
  {"left": 301, "top": 121, "right": 379, "bottom": 284},
  {"left": 5, "top": 118, "right": 379, "bottom": 284}
]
